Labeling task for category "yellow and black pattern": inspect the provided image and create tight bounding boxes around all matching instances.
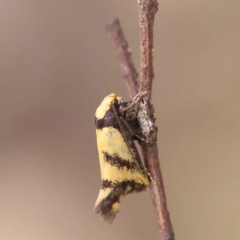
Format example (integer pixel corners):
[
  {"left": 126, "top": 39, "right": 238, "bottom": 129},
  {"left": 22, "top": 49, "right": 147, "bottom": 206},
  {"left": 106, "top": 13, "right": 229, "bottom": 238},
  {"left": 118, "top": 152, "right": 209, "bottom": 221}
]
[{"left": 94, "top": 93, "right": 149, "bottom": 223}]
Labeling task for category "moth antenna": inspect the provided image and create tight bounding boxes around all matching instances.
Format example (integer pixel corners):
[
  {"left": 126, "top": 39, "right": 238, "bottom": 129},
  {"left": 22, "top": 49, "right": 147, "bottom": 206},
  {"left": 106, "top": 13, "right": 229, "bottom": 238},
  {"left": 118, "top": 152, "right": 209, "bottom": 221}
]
[{"left": 118, "top": 91, "right": 148, "bottom": 113}]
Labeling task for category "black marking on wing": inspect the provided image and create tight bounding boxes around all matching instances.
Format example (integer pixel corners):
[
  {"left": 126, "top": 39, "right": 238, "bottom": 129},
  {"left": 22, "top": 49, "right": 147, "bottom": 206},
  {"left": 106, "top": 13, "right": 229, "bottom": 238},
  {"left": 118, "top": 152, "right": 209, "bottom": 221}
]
[
  {"left": 103, "top": 152, "right": 138, "bottom": 170},
  {"left": 95, "top": 100, "right": 120, "bottom": 130},
  {"left": 102, "top": 179, "right": 147, "bottom": 193},
  {"left": 95, "top": 191, "right": 120, "bottom": 223},
  {"left": 95, "top": 179, "right": 147, "bottom": 223}
]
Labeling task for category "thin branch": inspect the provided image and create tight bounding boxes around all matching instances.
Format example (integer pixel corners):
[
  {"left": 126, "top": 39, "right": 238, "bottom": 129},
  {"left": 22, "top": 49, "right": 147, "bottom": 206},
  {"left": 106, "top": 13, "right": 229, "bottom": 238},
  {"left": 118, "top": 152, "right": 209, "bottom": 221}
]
[
  {"left": 106, "top": 1, "right": 175, "bottom": 239},
  {"left": 138, "top": 0, "right": 158, "bottom": 95},
  {"left": 106, "top": 19, "right": 139, "bottom": 100},
  {"left": 137, "top": 1, "right": 175, "bottom": 239},
  {"left": 142, "top": 145, "right": 175, "bottom": 240}
]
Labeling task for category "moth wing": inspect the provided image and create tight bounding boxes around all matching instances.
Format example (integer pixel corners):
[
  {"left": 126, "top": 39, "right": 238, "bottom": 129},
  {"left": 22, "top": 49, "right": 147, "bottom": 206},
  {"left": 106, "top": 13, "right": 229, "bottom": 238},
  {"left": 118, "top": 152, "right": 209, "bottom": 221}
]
[{"left": 95, "top": 126, "right": 149, "bottom": 222}]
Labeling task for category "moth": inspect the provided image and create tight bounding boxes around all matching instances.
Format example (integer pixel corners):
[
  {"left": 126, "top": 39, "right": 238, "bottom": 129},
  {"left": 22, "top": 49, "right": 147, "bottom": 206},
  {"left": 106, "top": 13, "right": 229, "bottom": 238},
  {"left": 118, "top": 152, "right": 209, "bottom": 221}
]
[{"left": 94, "top": 92, "right": 156, "bottom": 223}]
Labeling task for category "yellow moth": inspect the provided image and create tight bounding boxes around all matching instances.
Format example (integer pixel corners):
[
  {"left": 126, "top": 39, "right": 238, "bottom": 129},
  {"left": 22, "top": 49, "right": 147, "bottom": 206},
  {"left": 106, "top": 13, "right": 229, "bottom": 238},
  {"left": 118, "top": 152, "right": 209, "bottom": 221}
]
[{"left": 94, "top": 93, "right": 154, "bottom": 223}]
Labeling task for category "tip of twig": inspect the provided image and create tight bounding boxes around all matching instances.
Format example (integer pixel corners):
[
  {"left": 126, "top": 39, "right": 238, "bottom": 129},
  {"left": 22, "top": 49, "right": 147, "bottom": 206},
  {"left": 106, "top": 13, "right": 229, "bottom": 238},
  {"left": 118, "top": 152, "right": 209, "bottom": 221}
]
[
  {"left": 109, "top": 18, "right": 119, "bottom": 26},
  {"left": 105, "top": 18, "right": 120, "bottom": 32}
]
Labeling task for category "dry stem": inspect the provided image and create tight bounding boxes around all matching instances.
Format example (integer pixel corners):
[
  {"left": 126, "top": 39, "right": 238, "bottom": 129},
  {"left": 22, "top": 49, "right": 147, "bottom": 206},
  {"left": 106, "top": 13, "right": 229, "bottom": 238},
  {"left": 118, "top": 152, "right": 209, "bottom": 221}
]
[
  {"left": 138, "top": 1, "right": 175, "bottom": 240},
  {"left": 106, "top": 1, "right": 175, "bottom": 239},
  {"left": 138, "top": 0, "right": 158, "bottom": 95},
  {"left": 106, "top": 19, "right": 139, "bottom": 100}
]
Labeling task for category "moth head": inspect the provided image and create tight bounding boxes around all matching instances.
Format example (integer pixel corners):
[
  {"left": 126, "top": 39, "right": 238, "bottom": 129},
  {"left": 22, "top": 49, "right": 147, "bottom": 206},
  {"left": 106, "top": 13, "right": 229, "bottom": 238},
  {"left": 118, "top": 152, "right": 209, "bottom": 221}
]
[{"left": 95, "top": 93, "right": 122, "bottom": 119}]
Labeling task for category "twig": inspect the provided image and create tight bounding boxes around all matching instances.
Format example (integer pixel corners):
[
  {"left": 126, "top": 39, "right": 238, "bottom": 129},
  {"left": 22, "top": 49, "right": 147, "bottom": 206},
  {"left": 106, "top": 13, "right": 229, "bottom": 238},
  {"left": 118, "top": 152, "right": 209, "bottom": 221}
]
[
  {"left": 106, "top": 1, "right": 175, "bottom": 239},
  {"left": 142, "top": 145, "right": 175, "bottom": 240},
  {"left": 106, "top": 19, "right": 139, "bottom": 100},
  {"left": 138, "top": 0, "right": 157, "bottom": 95},
  {"left": 137, "top": 1, "right": 175, "bottom": 239}
]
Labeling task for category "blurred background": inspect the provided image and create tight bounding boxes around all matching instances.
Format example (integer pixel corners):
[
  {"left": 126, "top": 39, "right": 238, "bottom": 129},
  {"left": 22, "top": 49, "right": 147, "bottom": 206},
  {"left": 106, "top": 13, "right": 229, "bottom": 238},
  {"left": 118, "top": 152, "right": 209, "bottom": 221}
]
[{"left": 1, "top": 1, "right": 240, "bottom": 239}]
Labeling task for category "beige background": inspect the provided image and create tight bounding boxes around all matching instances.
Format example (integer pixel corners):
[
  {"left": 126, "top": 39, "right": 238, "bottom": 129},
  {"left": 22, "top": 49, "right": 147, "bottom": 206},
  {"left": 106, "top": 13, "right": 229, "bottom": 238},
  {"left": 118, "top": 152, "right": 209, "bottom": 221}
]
[{"left": 1, "top": 1, "right": 240, "bottom": 240}]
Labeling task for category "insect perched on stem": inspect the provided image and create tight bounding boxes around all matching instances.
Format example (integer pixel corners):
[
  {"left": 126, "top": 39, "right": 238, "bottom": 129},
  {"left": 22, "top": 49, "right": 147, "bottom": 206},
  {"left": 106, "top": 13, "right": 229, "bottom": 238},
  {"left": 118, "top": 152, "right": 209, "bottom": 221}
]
[{"left": 94, "top": 92, "right": 157, "bottom": 222}]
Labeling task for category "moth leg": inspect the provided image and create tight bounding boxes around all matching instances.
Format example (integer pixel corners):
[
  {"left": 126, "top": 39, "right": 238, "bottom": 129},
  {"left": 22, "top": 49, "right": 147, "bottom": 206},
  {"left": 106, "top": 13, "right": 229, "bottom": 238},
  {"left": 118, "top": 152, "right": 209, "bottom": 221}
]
[
  {"left": 118, "top": 91, "right": 148, "bottom": 114},
  {"left": 119, "top": 116, "right": 148, "bottom": 144},
  {"left": 112, "top": 101, "right": 154, "bottom": 185},
  {"left": 111, "top": 102, "right": 146, "bottom": 172}
]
